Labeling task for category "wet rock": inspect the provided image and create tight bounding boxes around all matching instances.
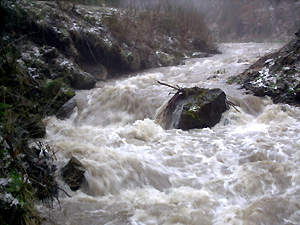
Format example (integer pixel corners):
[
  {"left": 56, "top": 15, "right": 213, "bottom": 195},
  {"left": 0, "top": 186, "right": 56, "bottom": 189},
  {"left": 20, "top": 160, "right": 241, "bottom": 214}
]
[
  {"left": 295, "top": 83, "right": 300, "bottom": 101},
  {"left": 207, "top": 74, "right": 219, "bottom": 80},
  {"left": 70, "top": 71, "right": 96, "bottom": 90},
  {"left": 61, "top": 157, "right": 87, "bottom": 191},
  {"left": 57, "top": 97, "right": 77, "bottom": 119},
  {"left": 161, "top": 87, "right": 229, "bottom": 130}
]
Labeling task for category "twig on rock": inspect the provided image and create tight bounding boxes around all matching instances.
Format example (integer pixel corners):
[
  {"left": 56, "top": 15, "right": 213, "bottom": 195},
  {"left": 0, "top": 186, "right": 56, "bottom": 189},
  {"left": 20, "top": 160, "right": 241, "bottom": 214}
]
[
  {"left": 157, "top": 81, "right": 184, "bottom": 92},
  {"left": 225, "top": 99, "right": 241, "bottom": 113}
]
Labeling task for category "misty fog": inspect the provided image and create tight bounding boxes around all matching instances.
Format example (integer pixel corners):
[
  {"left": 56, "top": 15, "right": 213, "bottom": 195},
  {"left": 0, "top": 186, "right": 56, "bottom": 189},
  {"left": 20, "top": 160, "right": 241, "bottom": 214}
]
[{"left": 119, "top": 0, "right": 300, "bottom": 41}]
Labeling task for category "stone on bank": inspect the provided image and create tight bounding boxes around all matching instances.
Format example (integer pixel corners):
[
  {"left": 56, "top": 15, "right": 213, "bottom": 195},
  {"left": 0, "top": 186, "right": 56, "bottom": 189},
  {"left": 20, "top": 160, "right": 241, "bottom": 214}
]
[{"left": 61, "top": 157, "right": 87, "bottom": 191}]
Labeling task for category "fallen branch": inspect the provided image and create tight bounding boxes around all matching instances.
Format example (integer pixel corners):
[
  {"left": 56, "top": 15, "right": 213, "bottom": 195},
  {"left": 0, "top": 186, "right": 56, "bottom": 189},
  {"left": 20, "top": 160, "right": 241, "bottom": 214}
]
[
  {"left": 158, "top": 80, "right": 241, "bottom": 114},
  {"left": 157, "top": 81, "right": 183, "bottom": 92},
  {"left": 57, "top": 187, "right": 71, "bottom": 198},
  {"left": 225, "top": 99, "right": 241, "bottom": 113}
]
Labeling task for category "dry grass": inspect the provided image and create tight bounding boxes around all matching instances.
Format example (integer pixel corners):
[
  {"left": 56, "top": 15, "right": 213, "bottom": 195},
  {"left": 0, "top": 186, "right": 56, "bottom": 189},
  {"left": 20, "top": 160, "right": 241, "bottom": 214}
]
[{"left": 104, "top": 0, "right": 216, "bottom": 54}]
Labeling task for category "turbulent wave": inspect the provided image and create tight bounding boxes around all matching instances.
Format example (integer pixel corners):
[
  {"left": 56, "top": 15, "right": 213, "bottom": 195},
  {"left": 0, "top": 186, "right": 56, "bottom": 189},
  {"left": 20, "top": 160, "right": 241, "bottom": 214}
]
[{"left": 39, "top": 43, "right": 300, "bottom": 225}]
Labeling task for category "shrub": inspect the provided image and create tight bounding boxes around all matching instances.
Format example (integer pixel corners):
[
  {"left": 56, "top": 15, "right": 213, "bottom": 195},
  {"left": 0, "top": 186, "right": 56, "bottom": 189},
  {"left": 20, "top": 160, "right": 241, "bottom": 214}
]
[
  {"left": 0, "top": 31, "right": 60, "bottom": 225},
  {"left": 104, "top": 0, "right": 217, "bottom": 55}
]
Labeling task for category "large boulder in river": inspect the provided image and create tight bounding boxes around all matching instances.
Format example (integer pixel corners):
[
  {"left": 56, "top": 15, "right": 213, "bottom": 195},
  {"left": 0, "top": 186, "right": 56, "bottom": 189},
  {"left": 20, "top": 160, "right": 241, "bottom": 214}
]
[
  {"left": 61, "top": 157, "right": 87, "bottom": 191},
  {"left": 159, "top": 87, "right": 229, "bottom": 130}
]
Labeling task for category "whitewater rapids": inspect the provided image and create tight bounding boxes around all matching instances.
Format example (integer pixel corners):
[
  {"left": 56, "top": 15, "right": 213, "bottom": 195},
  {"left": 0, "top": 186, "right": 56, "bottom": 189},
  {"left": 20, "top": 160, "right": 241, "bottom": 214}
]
[{"left": 38, "top": 43, "right": 300, "bottom": 225}]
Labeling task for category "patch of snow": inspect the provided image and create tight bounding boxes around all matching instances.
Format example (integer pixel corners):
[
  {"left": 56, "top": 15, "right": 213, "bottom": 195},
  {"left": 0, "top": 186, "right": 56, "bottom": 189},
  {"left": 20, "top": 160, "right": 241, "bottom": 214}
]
[
  {"left": 87, "top": 27, "right": 100, "bottom": 34},
  {"left": 251, "top": 77, "right": 264, "bottom": 87},
  {"left": 2, "top": 35, "right": 10, "bottom": 41},
  {"left": 251, "top": 66, "right": 280, "bottom": 88},
  {"left": 183, "top": 54, "right": 190, "bottom": 59},
  {"left": 59, "top": 59, "right": 74, "bottom": 68},
  {"left": 0, "top": 178, "right": 8, "bottom": 186},
  {"left": 52, "top": 26, "right": 62, "bottom": 34},
  {"left": 21, "top": 52, "right": 31, "bottom": 61},
  {"left": 192, "top": 52, "right": 203, "bottom": 57},
  {"left": 28, "top": 67, "right": 36, "bottom": 73},
  {"left": 265, "top": 59, "right": 273, "bottom": 64},
  {"left": 3, "top": 193, "right": 18, "bottom": 205},
  {"left": 33, "top": 46, "right": 42, "bottom": 57},
  {"left": 17, "top": 59, "right": 25, "bottom": 67},
  {"left": 28, "top": 67, "right": 39, "bottom": 78},
  {"left": 103, "top": 37, "right": 113, "bottom": 47},
  {"left": 71, "top": 22, "right": 80, "bottom": 31},
  {"left": 189, "top": 105, "right": 200, "bottom": 112},
  {"left": 37, "top": 20, "right": 44, "bottom": 25},
  {"left": 265, "top": 58, "right": 275, "bottom": 67}
]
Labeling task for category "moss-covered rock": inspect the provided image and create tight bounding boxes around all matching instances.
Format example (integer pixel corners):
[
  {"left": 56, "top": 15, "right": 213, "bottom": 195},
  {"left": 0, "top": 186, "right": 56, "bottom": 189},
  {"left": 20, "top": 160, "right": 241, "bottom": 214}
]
[
  {"left": 160, "top": 87, "right": 229, "bottom": 130},
  {"left": 70, "top": 71, "right": 97, "bottom": 89}
]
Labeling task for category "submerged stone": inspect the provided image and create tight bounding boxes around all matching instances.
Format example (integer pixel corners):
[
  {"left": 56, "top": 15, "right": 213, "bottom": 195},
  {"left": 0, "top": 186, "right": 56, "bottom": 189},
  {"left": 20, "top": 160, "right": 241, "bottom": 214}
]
[
  {"left": 57, "top": 97, "right": 77, "bottom": 120},
  {"left": 61, "top": 157, "right": 87, "bottom": 191}
]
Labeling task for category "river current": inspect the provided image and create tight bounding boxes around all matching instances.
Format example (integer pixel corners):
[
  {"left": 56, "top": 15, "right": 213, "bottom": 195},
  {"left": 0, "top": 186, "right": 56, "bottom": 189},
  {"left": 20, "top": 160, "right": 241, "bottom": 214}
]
[{"left": 38, "top": 43, "right": 300, "bottom": 225}]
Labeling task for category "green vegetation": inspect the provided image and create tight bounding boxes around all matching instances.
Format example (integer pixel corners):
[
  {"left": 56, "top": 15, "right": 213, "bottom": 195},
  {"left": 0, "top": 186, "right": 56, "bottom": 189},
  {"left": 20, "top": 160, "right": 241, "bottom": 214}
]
[
  {"left": 0, "top": 0, "right": 219, "bottom": 222},
  {"left": 0, "top": 3, "right": 71, "bottom": 222},
  {"left": 0, "top": 45, "right": 59, "bottom": 223},
  {"left": 214, "top": 69, "right": 226, "bottom": 74}
]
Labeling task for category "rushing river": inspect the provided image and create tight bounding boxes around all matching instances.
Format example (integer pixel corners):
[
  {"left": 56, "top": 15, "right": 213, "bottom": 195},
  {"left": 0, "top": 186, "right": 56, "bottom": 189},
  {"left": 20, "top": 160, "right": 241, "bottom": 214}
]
[{"left": 38, "top": 43, "right": 300, "bottom": 225}]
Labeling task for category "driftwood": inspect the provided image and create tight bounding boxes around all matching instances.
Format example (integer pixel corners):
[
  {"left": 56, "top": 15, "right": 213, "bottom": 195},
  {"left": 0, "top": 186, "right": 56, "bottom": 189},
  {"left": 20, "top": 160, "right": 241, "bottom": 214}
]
[
  {"left": 225, "top": 99, "right": 241, "bottom": 113},
  {"left": 157, "top": 81, "right": 183, "bottom": 92}
]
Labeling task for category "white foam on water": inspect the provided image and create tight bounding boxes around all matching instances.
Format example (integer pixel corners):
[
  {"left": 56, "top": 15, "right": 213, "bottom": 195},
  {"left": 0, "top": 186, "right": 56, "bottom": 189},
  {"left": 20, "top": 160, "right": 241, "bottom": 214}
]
[{"left": 38, "top": 43, "right": 300, "bottom": 225}]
